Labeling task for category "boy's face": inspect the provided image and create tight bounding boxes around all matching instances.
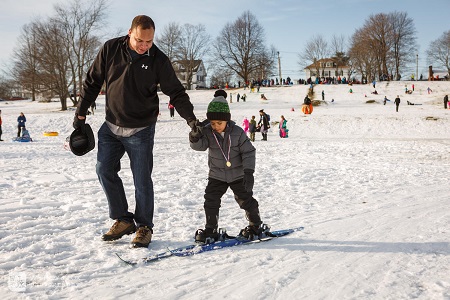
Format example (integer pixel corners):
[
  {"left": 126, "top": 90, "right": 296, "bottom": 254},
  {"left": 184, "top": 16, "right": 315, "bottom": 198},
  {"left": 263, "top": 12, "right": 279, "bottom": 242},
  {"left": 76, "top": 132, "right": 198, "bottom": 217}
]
[{"left": 210, "top": 120, "right": 227, "bottom": 134}]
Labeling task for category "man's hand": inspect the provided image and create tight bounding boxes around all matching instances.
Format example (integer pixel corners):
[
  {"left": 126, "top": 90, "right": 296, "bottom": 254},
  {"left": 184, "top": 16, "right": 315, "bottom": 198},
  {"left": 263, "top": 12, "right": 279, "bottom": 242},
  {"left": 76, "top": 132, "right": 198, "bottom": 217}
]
[
  {"left": 189, "top": 121, "right": 203, "bottom": 143},
  {"left": 73, "top": 114, "right": 86, "bottom": 132}
]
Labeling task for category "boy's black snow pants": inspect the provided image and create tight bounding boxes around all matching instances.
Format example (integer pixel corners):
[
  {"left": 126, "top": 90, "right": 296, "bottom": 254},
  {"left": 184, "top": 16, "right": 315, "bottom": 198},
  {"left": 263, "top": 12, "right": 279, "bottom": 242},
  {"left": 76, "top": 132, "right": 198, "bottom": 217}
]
[{"left": 203, "top": 177, "right": 261, "bottom": 230}]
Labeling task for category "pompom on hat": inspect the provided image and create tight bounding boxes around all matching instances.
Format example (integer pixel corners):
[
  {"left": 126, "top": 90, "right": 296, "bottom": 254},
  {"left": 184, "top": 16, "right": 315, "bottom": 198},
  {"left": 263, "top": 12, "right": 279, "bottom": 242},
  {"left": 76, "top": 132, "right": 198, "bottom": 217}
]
[
  {"left": 214, "top": 89, "right": 227, "bottom": 99},
  {"left": 206, "top": 96, "right": 231, "bottom": 121}
]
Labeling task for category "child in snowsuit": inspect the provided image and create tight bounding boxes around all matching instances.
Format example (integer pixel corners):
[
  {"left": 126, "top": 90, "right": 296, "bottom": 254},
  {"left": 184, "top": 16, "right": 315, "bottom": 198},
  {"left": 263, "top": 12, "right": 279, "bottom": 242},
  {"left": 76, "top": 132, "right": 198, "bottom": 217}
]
[
  {"left": 249, "top": 116, "right": 257, "bottom": 142},
  {"left": 189, "top": 96, "right": 264, "bottom": 243},
  {"left": 279, "top": 115, "right": 288, "bottom": 138},
  {"left": 242, "top": 117, "right": 249, "bottom": 135}
]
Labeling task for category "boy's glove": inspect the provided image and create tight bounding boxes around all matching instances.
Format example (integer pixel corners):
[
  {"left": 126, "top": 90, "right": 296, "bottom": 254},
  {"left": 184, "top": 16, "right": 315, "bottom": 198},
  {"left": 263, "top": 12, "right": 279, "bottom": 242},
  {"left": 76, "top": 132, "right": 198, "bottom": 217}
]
[
  {"left": 73, "top": 114, "right": 86, "bottom": 133},
  {"left": 243, "top": 169, "right": 254, "bottom": 192}
]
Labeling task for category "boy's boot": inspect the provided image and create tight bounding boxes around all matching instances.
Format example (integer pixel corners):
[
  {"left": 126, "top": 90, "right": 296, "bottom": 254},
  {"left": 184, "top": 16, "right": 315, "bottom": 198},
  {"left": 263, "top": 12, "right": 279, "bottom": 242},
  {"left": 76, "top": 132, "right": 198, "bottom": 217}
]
[{"left": 194, "top": 227, "right": 220, "bottom": 244}]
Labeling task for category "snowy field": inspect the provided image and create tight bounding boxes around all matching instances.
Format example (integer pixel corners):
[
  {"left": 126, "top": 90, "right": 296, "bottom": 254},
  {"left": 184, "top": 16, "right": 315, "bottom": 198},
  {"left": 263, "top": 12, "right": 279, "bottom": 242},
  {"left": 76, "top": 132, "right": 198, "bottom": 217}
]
[{"left": 0, "top": 81, "right": 449, "bottom": 299}]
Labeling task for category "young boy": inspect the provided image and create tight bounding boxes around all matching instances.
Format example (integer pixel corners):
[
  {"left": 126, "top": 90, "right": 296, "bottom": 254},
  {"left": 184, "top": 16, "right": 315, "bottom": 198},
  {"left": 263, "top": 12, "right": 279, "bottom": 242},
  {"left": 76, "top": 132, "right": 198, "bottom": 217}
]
[
  {"left": 249, "top": 116, "right": 257, "bottom": 142},
  {"left": 189, "top": 95, "right": 265, "bottom": 243}
]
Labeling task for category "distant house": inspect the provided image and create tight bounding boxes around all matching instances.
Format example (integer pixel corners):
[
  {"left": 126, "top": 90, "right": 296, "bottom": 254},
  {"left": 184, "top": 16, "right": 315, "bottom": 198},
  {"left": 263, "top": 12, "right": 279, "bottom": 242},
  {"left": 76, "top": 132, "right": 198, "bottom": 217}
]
[
  {"left": 173, "top": 60, "right": 207, "bottom": 89},
  {"left": 304, "top": 58, "right": 350, "bottom": 81}
]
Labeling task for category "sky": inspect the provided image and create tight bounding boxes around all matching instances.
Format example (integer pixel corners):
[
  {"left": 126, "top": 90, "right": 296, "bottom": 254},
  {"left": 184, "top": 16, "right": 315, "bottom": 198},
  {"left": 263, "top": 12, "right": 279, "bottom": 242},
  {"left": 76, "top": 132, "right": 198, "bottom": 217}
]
[{"left": 0, "top": 0, "right": 449, "bottom": 81}]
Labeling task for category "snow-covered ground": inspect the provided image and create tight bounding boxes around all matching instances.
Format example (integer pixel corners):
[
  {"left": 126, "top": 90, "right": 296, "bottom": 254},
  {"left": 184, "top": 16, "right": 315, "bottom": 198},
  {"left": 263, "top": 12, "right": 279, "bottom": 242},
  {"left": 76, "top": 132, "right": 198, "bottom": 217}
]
[{"left": 0, "top": 81, "right": 449, "bottom": 299}]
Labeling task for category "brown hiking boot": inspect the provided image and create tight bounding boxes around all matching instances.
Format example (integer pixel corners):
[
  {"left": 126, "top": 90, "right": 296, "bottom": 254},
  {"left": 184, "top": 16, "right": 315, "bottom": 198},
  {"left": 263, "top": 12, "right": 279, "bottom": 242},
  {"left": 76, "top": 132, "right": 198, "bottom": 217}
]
[
  {"left": 102, "top": 220, "right": 136, "bottom": 241},
  {"left": 131, "top": 226, "right": 152, "bottom": 248}
]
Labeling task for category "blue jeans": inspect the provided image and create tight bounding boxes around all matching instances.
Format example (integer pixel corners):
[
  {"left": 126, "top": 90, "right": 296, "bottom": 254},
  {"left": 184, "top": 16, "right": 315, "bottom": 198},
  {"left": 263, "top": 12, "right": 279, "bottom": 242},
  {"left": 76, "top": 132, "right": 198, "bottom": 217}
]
[{"left": 96, "top": 122, "right": 156, "bottom": 228}]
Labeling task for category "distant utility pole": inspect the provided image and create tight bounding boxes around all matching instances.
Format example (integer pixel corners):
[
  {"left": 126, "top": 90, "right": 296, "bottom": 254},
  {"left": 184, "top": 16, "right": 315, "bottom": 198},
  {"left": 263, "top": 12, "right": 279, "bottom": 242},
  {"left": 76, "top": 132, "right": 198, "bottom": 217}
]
[
  {"left": 277, "top": 51, "right": 282, "bottom": 84},
  {"left": 416, "top": 54, "right": 418, "bottom": 81}
]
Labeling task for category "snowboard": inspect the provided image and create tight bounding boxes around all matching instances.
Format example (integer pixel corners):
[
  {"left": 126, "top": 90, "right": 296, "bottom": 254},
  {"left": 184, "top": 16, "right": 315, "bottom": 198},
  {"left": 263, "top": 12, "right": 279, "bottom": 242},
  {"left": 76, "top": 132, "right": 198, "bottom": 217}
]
[{"left": 116, "top": 226, "right": 304, "bottom": 266}]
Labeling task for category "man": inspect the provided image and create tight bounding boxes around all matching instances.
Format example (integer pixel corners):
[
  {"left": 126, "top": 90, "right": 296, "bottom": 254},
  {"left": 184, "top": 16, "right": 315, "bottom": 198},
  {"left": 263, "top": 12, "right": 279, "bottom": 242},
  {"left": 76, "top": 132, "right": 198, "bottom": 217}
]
[
  {"left": 444, "top": 95, "right": 448, "bottom": 109},
  {"left": 73, "top": 15, "right": 198, "bottom": 248}
]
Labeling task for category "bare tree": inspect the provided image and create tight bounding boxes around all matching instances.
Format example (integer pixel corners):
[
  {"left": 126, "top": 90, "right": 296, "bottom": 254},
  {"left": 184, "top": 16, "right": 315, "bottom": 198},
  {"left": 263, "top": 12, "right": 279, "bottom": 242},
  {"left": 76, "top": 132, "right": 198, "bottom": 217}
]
[
  {"left": 11, "top": 23, "right": 41, "bottom": 101},
  {"left": 252, "top": 45, "right": 277, "bottom": 82},
  {"left": 212, "top": 11, "right": 271, "bottom": 84},
  {"left": 390, "top": 12, "right": 417, "bottom": 80},
  {"left": 330, "top": 34, "right": 349, "bottom": 79},
  {"left": 54, "top": 0, "right": 107, "bottom": 107},
  {"left": 156, "top": 22, "right": 182, "bottom": 62},
  {"left": 35, "top": 19, "right": 73, "bottom": 109},
  {"left": 349, "top": 12, "right": 417, "bottom": 81},
  {"left": 209, "top": 68, "right": 234, "bottom": 89},
  {"left": 299, "top": 34, "right": 329, "bottom": 80},
  {"left": 173, "top": 23, "right": 210, "bottom": 90},
  {"left": 427, "top": 30, "right": 450, "bottom": 78},
  {"left": 349, "top": 28, "right": 378, "bottom": 83},
  {"left": 363, "top": 13, "right": 393, "bottom": 80},
  {"left": 0, "top": 76, "right": 15, "bottom": 99}
]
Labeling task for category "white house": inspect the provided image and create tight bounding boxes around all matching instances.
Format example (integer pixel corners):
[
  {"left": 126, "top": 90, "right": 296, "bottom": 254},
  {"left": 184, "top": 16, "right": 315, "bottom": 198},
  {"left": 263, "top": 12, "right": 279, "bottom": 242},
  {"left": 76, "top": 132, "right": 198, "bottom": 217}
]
[
  {"left": 304, "top": 58, "right": 350, "bottom": 81},
  {"left": 173, "top": 60, "right": 207, "bottom": 89}
]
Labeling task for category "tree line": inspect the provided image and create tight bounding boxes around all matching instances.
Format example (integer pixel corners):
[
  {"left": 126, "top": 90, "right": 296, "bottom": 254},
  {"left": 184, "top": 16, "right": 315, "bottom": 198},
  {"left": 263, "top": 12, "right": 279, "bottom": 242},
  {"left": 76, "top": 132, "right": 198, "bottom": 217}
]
[
  {"left": 0, "top": 2, "right": 448, "bottom": 110},
  {"left": 300, "top": 12, "right": 448, "bottom": 84}
]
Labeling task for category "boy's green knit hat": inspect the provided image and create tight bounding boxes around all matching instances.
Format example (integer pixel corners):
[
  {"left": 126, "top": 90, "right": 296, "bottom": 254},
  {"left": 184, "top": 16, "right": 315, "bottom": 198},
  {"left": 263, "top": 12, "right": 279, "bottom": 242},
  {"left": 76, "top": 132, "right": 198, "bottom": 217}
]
[{"left": 207, "top": 96, "right": 231, "bottom": 121}]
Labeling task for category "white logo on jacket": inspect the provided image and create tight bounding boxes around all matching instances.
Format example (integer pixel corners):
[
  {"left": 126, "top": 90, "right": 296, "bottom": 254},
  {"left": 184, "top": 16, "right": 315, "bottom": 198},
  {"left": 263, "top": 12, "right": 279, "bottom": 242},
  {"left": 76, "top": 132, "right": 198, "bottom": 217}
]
[{"left": 141, "top": 64, "right": 148, "bottom": 69}]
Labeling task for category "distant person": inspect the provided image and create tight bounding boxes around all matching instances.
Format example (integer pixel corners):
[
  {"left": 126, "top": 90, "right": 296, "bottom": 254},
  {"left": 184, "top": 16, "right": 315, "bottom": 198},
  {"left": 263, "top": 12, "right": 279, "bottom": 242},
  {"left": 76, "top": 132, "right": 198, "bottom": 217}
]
[
  {"left": 168, "top": 102, "right": 175, "bottom": 118},
  {"left": 257, "top": 109, "right": 270, "bottom": 141},
  {"left": 304, "top": 95, "right": 311, "bottom": 105},
  {"left": 242, "top": 117, "right": 249, "bottom": 135},
  {"left": 17, "top": 112, "right": 26, "bottom": 137},
  {"left": 0, "top": 109, "right": 3, "bottom": 141},
  {"left": 321, "top": 90, "right": 325, "bottom": 100},
  {"left": 249, "top": 115, "right": 257, "bottom": 142},
  {"left": 383, "top": 96, "right": 389, "bottom": 105},
  {"left": 372, "top": 79, "right": 376, "bottom": 88},
  {"left": 279, "top": 115, "right": 288, "bottom": 138},
  {"left": 444, "top": 95, "right": 448, "bottom": 109},
  {"left": 427, "top": 87, "right": 432, "bottom": 94},
  {"left": 394, "top": 95, "right": 401, "bottom": 112}
]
